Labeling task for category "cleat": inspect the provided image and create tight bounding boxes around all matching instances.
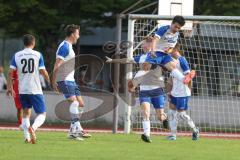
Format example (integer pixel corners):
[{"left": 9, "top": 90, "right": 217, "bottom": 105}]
[
  {"left": 78, "top": 131, "right": 92, "bottom": 138},
  {"left": 68, "top": 134, "right": 84, "bottom": 141},
  {"left": 25, "top": 139, "right": 31, "bottom": 143},
  {"left": 28, "top": 127, "right": 36, "bottom": 144},
  {"left": 141, "top": 134, "right": 152, "bottom": 143},
  {"left": 162, "top": 119, "right": 169, "bottom": 129},
  {"left": 167, "top": 135, "right": 177, "bottom": 141},
  {"left": 192, "top": 128, "right": 199, "bottom": 141},
  {"left": 183, "top": 70, "right": 196, "bottom": 84}
]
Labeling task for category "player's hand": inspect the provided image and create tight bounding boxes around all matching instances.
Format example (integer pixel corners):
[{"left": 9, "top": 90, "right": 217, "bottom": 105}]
[
  {"left": 6, "top": 88, "right": 15, "bottom": 97},
  {"left": 105, "top": 56, "right": 113, "bottom": 63},
  {"left": 128, "top": 80, "right": 135, "bottom": 93},
  {"left": 51, "top": 82, "right": 60, "bottom": 94}
]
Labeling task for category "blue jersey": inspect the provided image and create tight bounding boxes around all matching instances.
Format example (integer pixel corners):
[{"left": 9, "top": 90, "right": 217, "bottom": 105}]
[
  {"left": 154, "top": 25, "right": 179, "bottom": 52},
  {"left": 56, "top": 41, "right": 75, "bottom": 82}
]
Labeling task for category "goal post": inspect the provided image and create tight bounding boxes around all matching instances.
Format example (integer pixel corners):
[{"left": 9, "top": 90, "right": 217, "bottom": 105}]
[{"left": 125, "top": 14, "right": 240, "bottom": 137}]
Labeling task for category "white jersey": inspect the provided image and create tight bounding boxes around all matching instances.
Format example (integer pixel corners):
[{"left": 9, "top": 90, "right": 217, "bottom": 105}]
[
  {"left": 154, "top": 25, "right": 179, "bottom": 52},
  {"left": 171, "top": 56, "right": 191, "bottom": 97},
  {"left": 10, "top": 48, "right": 45, "bottom": 94},
  {"left": 56, "top": 41, "right": 75, "bottom": 82},
  {"left": 133, "top": 53, "right": 164, "bottom": 91}
]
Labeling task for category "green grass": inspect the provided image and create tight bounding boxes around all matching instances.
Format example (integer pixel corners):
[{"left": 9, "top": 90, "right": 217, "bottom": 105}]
[{"left": 0, "top": 130, "right": 240, "bottom": 160}]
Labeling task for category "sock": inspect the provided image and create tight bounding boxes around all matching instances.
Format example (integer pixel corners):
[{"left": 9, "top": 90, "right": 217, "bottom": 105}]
[
  {"left": 32, "top": 114, "right": 46, "bottom": 131},
  {"left": 22, "top": 118, "right": 30, "bottom": 140},
  {"left": 178, "top": 111, "right": 198, "bottom": 132},
  {"left": 168, "top": 109, "right": 177, "bottom": 136},
  {"left": 171, "top": 69, "right": 185, "bottom": 82},
  {"left": 142, "top": 120, "right": 151, "bottom": 137},
  {"left": 18, "top": 118, "right": 22, "bottom": 126},
  {"left": 69, "top": 101, "right": 82, "bottom": 133}
]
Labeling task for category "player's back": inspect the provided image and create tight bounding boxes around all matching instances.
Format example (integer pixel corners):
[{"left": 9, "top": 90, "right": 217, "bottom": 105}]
[{"left": 11, "top": 48, "right": 45, "bottom": 94}]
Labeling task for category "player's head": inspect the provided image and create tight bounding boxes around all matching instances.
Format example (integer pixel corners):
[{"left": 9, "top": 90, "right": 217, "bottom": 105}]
[
  {"left": 171, "top": 43, "right": 181, "bottom": 58},
  {"left": 171, "top": 15, "right": 185, "bottom": 33},
  {"left": 141, "top": 36, "right": 153, "bottom": 52},
  {"left": 65, "top": 24, "right": 80, "bottom": 44},
  {"left": 23, "top": 34, "right": 35, "bottom": 48}
]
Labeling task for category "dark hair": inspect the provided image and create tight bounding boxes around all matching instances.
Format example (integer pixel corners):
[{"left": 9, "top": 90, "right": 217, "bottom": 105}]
[
  {"left": 172, "top": 15, "right": 185, "bottom": 26},
  {"left": 23, "top": 34, "right": 35, "bottom": 46},
  {"left": 65, "top": 24, "right": 80, "bottom": 37}
]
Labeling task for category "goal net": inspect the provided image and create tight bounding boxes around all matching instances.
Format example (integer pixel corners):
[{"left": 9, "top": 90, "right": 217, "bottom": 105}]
[{"left": 125, "top": 14, "right": 240, "bottom": 137}]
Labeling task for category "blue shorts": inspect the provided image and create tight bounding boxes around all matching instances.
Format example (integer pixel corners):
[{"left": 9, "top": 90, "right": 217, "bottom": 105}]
[
  {"left": 170, "top": 95, "right": 189, "bottom": 110},
  {"left": 139, "top": 88, "right": 165, "bottom": 109},
  {"left": 57, "top": 81, "right": 81, "bottom": 99},
  {"left": 19, "top": 94, "right": 46, "bottom": 114},
  {"left": 146, "top": 51, "right": 173, "bottom": 66}
]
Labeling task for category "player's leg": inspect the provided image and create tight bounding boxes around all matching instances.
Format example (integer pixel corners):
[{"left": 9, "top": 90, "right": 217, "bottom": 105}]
[
  {"left": 175, "top": 97, "right": 199, "bottom": 140},
  {"left": 31, "top": 94, "right": 46, "bottom": 132},
  {"left": 19, "top": 94, "right": 32, "bottom": 143},
  {"left": 154, "top": 52, "right": 195, "bottom": 84},
  {"left": 167, "top": 96, "right": 178, "bottom": 140},
  {"left": 57, "top": 81, "right": 83, "bottom": 141},
  {"left": 76, "top": 95, "right": 91, "bottom": 138},
  {"left": 13, "top": 94, "right": 23, "bottom": 127},
  {"left": 151, "top": 94, "right": 168, "bottom": 129},
  {"left": 139, "top": 96, "right": 152, "bottom": 143}
]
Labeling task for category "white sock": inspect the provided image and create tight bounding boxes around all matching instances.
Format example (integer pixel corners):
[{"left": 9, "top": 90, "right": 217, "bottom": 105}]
[
  {"left": 171, "top": 69, "right": 185, "bottom": 82},
  {"left": 142, "top": 120, "right": 151, "bottom": 137},
  {"left": 32, "top": 114, "right": 46, "bottom": 131},
  {"left": 22, "top": 118, "right": 30, "bottom": 140},
  {"left": 168, "top": 109, "right": 177, "bottom": 136},
  {"left": 178, "top": 111, "right": 198, "bottom": 132}
]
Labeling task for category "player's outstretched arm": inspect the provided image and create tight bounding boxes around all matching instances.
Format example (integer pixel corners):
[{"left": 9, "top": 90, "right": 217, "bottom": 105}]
[{"left": 105, "top": 56, "right": 135, "bottom": 64}]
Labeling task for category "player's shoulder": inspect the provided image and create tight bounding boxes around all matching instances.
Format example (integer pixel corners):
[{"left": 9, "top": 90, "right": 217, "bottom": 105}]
[
  {"left": 59, "top": 41, "right": 70, "bottom": 48},
  {"left": 158, "top": 25, "right": 170, "bottom": 32},
  {"left": 31, "top": 49, "right": 42, "bottom": 58}
]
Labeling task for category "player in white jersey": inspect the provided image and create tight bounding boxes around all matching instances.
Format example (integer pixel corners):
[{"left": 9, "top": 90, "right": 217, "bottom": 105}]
[
  {"left": 128, "top": 15, "right": 196, "bottom": 92},
  {"left": 106, "top": 37, "right": 168, "bottom": 143},
  {"left": 6, "top": 34, "right": 50, "bottom": 144},
  {"left": 52, "top": 24, "right": 91, "bottom": 141},
  {"left": 167, "top": 44, "right": 199, "bottom": 141}
]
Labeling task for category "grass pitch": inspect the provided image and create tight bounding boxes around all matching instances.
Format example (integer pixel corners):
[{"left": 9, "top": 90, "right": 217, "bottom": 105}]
[{"left": 0, "top": 130, "right": 240, "bottom": 160}]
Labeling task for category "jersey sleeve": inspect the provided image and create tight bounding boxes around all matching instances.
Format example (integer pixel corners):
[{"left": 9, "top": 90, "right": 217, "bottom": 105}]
[
  {"left": 155, "top": 25, "right": 169, "bottom": 39},
  {"left": 179, "top": 57, "right": 190, "bottom": 74},
  {"left": 10, "top": 55, "right": 17, "bottom": 70},
  {"left": 39, "top": 54, "right": 46, "bottom": 70},
  {"left": 133, "top": 55, "right": 141, "bottom": 63},
  {"left": 56, "top": 43, "right": 69, "bottom": 60}
]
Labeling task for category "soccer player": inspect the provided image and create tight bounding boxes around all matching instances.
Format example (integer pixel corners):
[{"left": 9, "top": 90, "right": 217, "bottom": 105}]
[
  {"left": 52, "top": 24, "right": 91, "bottom": 141},
  {"left": 6, "top": 34, "right": 50, "bottom": 144},
  {"left": 167, "top": 44, "right": 199, "bottom": 141},
  {"left": 106, "top": 36, "right": 168, "bottom": 143},
  {"left": 128, "top": 15, "right": 196, "bottom": 91}
]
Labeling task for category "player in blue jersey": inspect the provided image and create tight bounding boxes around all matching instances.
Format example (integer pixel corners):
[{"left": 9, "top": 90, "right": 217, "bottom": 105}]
[
  {"left": 167, "top": 43, "right": 199, "bottom": 141},
  {"left": 52, "top": 24, "right": 91, "bottom": 141},
  {"left": 106, "top": 36, "right": 168, "bottom": 142},
  {"left": 7, "top": 34, "right": 50, "bottom": 144},
  {"left": 128, "top": 16, "right": 196, "bottom": 91}
]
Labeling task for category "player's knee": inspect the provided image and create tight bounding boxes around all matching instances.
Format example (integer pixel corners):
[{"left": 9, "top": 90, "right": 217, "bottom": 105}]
[{"left": 69, "top": 101, "right": 79, "bottom": 114}]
